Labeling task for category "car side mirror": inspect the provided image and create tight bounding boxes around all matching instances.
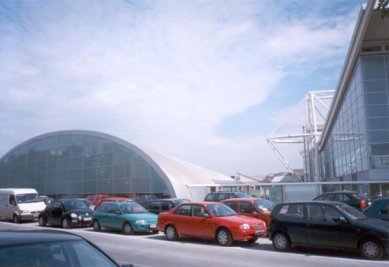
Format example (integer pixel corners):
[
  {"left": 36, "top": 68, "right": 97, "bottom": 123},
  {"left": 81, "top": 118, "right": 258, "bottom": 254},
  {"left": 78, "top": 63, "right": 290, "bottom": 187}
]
[
  {"left": 333, "top": 216, "right": 347, "bottom": 224},
  {"left": 201, "top": 213, "right": 210, "bottom": 218},
  {"left": 251, "top": 211, "right": 258, "bottom": 216}
]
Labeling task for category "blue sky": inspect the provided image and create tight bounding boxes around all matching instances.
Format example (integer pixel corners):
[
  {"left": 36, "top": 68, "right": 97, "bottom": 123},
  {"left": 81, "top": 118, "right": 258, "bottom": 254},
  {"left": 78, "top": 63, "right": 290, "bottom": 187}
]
[{"left": 0, "top": 0, "right": 365, "bottom": 176}]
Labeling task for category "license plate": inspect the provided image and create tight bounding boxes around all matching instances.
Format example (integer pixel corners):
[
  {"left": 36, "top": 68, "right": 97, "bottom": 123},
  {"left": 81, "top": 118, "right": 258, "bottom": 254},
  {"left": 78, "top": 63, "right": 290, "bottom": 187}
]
[
  {"left": 255, "top": 231, "right": 264, "bottom": 237},
  {"left": 83, "top": 217, "right": 91, "bottom": 221},
  {"left": 150, "top": 224, "right": 156, "bottom": 229}
]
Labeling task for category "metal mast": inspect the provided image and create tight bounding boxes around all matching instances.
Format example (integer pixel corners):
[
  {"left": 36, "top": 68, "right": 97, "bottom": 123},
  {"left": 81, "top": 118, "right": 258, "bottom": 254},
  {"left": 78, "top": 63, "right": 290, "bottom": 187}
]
[{"left": 266, "top": 90, "right": 334, "bottom": 182}]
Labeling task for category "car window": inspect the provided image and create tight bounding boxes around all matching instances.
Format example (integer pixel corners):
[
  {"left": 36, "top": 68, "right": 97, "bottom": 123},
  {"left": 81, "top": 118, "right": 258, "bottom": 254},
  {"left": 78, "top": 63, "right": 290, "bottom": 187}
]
[
  {"left": 208, "top": 204, "right": 236, "bottom": 217},
  {"left": 192, "top": 205, "right": 208, "bottom": 217},
  {"left": 174, "top": 205, "right": 192, "bottom": 216},
  {"left": 308, "top": 204, "right": 325, "bottom": 221},
  {"left": 223, "top": 202, "right": 236, "bottom": 211},
  {"left": 205, "top": 194, "right": 216, "bottom": 201},
  {"left": 161, "top": 202, "right": 172, "bottom": 210},
  {"left": 240, "top": 202, "right": 255, "bottom": 213},
  {"left": 323, "top": 205, "right": 342, "bottom": 223},
  {"left": 278, "top": 204, "right": 304, "bottom": 218},
  {"left": 254, "top": 199, "right": 274, "bottom": 211},
  {"left": 218, "top": 193, "right": 230, "bottom": 201}
]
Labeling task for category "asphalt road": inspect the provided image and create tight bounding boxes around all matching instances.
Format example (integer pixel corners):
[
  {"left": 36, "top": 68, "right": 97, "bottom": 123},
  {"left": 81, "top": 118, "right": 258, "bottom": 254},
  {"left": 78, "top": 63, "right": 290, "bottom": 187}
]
[{"left": 1, "top": 221, "right": 388, "bottom": 267}]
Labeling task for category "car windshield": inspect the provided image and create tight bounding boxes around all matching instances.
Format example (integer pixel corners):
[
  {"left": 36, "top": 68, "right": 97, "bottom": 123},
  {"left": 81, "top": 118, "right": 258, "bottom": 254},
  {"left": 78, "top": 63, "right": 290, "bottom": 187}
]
[
  {"left": 63, "top": 200, "right": 88, "bottom": 210},
  {"left": 15, "top": 193, "right": 40, "bottom": 203},
  {"left": 254, "top": 199, "right": 274, "bottom": 211},
  {"left": 0, "top": 240, "right": 118, "bottom": 267},
  {"left": 337, "top": 203, "right": 367, "bottom": 220},
  {"left": 208, "top": 203, "right": 237, "bottom": 217},
  {"left": 120, "top": 202, "right": 148, "bottom": 214}
]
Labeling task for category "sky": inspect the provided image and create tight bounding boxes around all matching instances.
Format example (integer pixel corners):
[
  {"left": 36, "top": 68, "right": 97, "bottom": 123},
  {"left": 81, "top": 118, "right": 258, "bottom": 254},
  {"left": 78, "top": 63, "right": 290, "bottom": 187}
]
[{"left": 0, "top": 0, "right": 366, "bottom": 177}]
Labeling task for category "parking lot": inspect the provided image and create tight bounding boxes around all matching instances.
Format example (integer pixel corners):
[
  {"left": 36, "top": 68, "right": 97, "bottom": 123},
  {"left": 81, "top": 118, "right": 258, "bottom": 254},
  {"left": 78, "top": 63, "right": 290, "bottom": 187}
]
[{"left": 1, "top": 220, "right": 387, "bottom": 267}]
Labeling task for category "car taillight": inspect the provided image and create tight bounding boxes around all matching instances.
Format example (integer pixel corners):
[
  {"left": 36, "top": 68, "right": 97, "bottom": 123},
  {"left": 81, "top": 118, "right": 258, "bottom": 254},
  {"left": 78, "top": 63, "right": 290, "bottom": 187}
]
[{"left": 360, "top": 200, "right": 366, "bottom": 209}]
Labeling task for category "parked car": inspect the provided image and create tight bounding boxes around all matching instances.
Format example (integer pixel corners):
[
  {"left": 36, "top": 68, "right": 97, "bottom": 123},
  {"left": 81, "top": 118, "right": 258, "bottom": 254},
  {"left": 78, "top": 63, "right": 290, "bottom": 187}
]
[
  {"left": 204, "top": 192, "right": 251, "bottom": 202},
  {"left": 76, "top": 198, "right": 95, "bottom": 210},
  {"left": 221, "top": 198, "right": 274, "bottom": 226},
  {"left": 0, "top": 230, "right": 133, "bottom": 267},
  {"left": 143, "top": 198, "right": 190, "bottom": 214},
  {"left": 94, "top": 197, "right": 132, "bottom": 209},
  {"left": 0, "top": 188, "right": 46, "bottom": 223},
  {"left": 92, "top": 201, "right": 158, "bottom": 234},
  {"left": 39, "top": 195, "right": 54, "bottom": 205},
  {"left": 134, "top": 194, "right": 158, "bottom": 207},
  {"left": 38, "top": 199, "right": 94, "bottom": 228},
  {"left": 267, "top": 201, "right": 389, "bottom": 260},
  {"left": 313, "top": 191, "right": 371, "bottom": 210},
  {"left": 364, "top": 197, "right": 389, "bottom": 222},
  {"left": 86, "top": 194, "right": 111, "bottom": 206},
  {"left": 157, "top": 202, "right": 266, "bottom": 246}
]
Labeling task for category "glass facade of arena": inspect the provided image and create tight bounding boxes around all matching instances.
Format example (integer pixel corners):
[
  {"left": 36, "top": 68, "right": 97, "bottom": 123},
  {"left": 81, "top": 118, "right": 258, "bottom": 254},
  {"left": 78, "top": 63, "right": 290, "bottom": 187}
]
[
  {"left": 320, "top": 54, "right": 389, "bottom": 196},
  {"left": 0, "top": 132, "right": 171, "bottom": 197}
]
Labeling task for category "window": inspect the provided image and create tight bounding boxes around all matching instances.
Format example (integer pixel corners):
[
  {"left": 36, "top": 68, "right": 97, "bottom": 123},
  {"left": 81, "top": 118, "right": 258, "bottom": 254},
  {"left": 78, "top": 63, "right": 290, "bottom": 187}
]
[
  {"left": 223, "top": 202, "right": 236, "bottom": 211},
  {"left": 240, "top": 202, "right": 255, "bottom": 213},
  {"left": 278, "top": 204, "right": 304, "bottom": 218},
  {"left": 174, "top": 205, "right": 191, "bottom": 216},
  {"left": 308, "top": 204, "right": 325, "bottom": 221},
  {"left": 192, "top": 205, "right": 208, "bottom": 217},
  {"left": 9, "top": 195, "right": 16, "bottom": 206}
]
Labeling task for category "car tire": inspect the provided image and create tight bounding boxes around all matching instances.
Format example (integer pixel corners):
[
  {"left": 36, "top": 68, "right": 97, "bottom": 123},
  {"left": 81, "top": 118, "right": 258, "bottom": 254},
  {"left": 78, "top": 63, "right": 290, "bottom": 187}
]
[
  {"left": 272, "top": 232, "right": 291, "bottom": 251},
  {"left": 13, "top": 214, "right": 20, "bottom": 224},
  {"left": 216, "top": 228, "right": 233, "bottom": 246},
  {"left": 165, "top": 225, "right": 178, "bottom": 241},
  {"left": 62, "top": 218, "right": 72, "bottom": 229},
  {"left": 247, "top": 237, "right": 258, "bottom": 244},
  {"left": 122, "top": 222, "right": 133, "bottom": 235},
  {"left": 38, "top": 216, "right": 47, "bottom": 227},
  {"left": 93, "top": 220, "right": 101, "bottom": 231},
  {"left": 359, "top": 239, "right": 384, "bottom": 260}
]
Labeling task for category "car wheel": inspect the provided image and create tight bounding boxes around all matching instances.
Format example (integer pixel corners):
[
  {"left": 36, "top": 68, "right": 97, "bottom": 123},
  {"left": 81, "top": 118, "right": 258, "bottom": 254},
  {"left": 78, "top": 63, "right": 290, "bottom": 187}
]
[
  {"left": 359, "top": 239, "right": 384, "bottom": 260},
  {"left": 13, "top": 214, "right": 20, "bottom": 224},
  {"left": 38, "top": 216, "right": 47, "bottom": 227},
  {"left": 62, "top": 218, "right": 71, "bottom": 229},
  {"left": 122, "top": 222, "right": 133, "bottom": 235},
  {"left": 165, "top": 225, "right": 178, "bottom": 241},
  {"left": 272, "top": 232, "right": 291, "bottom": 251},
  {"left": 93, "top": 220, "right": 101, "bottom": 231},
  {"left": 216, "top": 228, "right": 233, "bottom": 246}
]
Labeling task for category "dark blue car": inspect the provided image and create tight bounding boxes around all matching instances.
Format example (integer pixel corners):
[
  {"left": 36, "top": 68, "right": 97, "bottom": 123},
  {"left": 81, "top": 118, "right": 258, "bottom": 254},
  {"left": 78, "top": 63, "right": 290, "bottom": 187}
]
[{"left": 364, "top": 198, "right": 389, "bottom": 222}]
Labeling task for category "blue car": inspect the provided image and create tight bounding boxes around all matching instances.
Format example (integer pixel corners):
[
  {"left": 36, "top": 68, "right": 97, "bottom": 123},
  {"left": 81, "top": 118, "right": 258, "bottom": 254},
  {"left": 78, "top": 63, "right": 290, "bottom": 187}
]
[
  {"left": 92, "top": 201, "right": 158, "bottom": 235},
  {"left": 364, "top": 197, "right": 389, "bottom": 222}
]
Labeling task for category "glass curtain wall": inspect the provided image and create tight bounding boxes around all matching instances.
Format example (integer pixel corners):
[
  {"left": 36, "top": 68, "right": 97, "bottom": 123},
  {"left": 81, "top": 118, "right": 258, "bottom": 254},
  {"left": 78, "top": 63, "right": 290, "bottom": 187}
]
[
  {"left": 0, "top": 133, "right": 170, "bottom": 197},
  {"left": 320, "top": 54, "right": 389, "bottom": 181}
]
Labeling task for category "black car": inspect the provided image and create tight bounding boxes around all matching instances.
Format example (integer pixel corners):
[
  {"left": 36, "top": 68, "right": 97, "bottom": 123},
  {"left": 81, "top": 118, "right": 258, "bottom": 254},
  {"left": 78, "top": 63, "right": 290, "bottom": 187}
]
[
  {"left": 0, "top": 230, "right": 132, "bottom": 267},
  {"left": 38, "top": 199, "right": 94, "bottom": 228},
  {"left": 204, "top": 192, "right": 251, "bottom": 202},
  {"left": 267, "top": 201, "right": 389, "bottom": 260},
  {"left": 313, "top": 191, "right": 371, "bottom": 210},
  {"left": 143, "top": 198, "right": 190, "bottom": 214},
  {"left": 364, "top": 197, "right": 389, "bottom": 222}
]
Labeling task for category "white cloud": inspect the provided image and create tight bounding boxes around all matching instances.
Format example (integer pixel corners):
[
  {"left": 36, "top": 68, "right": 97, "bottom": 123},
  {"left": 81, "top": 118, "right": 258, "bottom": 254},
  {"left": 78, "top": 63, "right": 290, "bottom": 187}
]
[{"left": 0, "top": 0, "right": 360, "bottom": 175}]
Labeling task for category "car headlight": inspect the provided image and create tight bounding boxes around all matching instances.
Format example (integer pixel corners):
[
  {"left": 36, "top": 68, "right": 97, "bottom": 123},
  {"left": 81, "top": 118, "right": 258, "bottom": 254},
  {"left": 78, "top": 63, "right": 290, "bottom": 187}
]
[
  {"left": 19, "top": 210, "right": 30, "bottom": 215},
  {"left": 71, "top": 213, "right": 77, "bottom": 218},
  {"left": 135, "top": 220, "right": 147, "bottom": 225},
  {"left": 240, "top": 224, "right": 250, "bottom": 230}
]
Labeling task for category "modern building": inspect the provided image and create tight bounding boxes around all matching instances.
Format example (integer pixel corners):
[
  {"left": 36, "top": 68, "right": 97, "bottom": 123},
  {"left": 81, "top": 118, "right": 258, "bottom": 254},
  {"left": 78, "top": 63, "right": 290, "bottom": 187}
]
[
  {"left": 319, "top": 0, "right": 389, "bottom": 196},
  {"left": 0, "top": 130, "right": 231, "bottom": 200}
]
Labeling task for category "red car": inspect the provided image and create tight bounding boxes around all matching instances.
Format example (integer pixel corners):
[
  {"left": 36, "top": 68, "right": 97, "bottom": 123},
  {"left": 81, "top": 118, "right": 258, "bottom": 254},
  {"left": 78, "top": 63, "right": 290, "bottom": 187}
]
[
  {"left": 86, "top": 194, "right": 111, "bottom": 206},
  {"left": 94, "top": 197, "right": 132, "bottom": 209},
  {"left": 221, "top": 198, "right": 273, "bottom": 226},
  {"left": 157, "top": 202, "right": 266, "bottom": 246}
]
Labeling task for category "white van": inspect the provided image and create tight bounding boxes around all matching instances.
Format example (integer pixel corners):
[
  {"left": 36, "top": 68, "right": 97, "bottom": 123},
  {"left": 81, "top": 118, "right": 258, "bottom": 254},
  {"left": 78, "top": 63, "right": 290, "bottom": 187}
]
[{"left": 0, "top": 188, "right": 46, "bottom": 223}]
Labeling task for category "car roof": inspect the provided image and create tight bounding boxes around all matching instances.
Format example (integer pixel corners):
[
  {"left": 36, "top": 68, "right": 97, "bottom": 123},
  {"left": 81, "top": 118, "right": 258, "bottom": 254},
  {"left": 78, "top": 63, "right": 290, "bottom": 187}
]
[
  {"left": 0, "top": 230, "right": 82, "bottom": 246},
  {"left": 220, "top": 197, "right": 258, "bottom": 202}
]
